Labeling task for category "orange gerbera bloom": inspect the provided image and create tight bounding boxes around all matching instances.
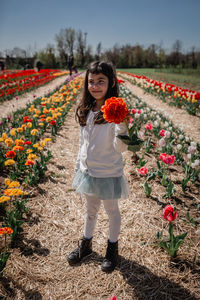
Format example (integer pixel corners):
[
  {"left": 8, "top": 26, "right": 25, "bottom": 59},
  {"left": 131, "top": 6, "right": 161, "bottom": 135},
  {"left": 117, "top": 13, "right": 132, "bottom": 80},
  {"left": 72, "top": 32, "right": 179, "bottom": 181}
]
[{"left": 101, "top": 97, "right": 129, "bottom": 124}]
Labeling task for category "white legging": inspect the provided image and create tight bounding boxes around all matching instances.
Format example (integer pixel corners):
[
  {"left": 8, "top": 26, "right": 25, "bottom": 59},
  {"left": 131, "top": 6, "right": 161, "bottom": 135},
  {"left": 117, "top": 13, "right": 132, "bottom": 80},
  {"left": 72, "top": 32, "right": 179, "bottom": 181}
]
[{"left": 83, "top": 194, "right": 121, "bottom": 243}]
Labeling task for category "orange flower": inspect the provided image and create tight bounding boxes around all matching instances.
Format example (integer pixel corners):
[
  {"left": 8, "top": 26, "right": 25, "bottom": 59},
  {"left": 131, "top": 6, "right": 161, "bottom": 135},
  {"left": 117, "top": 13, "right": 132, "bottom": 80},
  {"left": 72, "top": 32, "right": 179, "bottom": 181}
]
[
  {"left": 25, "top": 159, "right": 35, "bottom": 166},
  {"left": 101, "top": 97, "right": 129, "bottom": 124},
  {"left": 6, "top": 150, "right": 16, "bottom": 158},
  {"left": 12, "top": 146, "right": 25, "bottom": 151},
  {"left": 15, "top": 138, "right": 25, "bottom": 146},
  {"left": 0, "top": 227, "right": 13, "bottom": 235}
]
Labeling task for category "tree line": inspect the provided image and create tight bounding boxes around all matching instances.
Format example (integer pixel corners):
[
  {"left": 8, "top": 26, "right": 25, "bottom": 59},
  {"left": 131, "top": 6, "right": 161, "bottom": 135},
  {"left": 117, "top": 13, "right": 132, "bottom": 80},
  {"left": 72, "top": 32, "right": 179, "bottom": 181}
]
[{"left": 1, "top": 27, "right": 200, "bottom": 70}]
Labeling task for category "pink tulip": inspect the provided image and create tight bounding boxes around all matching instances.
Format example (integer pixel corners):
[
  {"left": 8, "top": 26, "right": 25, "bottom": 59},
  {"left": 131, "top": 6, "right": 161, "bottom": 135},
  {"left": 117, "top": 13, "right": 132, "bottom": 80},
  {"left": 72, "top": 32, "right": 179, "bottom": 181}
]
[
  {"left": 163, "top": 205, "right": 178, "bottom": 222},
  {"left": 158, "top": 138, "right": 166, "bottom": 147},
  {"left": 160, "top": 153, "right": 175, "bottom": 164},
  {"left": 137, "top": 109, "right": 142, "bottom": 114},
  {"left": 131, "top": 108, "right": 137, "bottom": 114},
  {"left": 137, "top": 167, "right": 148, "bottom": 175},
  {"left": 145, "top": 123, "right": 153, "bottom": 130},
  {"left": 129, "top": 118, "right": 133, "bottom": 124}
]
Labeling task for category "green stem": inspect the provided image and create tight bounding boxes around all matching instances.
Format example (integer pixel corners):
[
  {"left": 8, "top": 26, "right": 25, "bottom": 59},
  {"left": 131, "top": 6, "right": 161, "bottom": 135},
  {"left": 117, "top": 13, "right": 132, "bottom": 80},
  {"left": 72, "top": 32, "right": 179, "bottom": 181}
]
[{"left": 125, "top": 122, "right": 130, "bottom": 137}]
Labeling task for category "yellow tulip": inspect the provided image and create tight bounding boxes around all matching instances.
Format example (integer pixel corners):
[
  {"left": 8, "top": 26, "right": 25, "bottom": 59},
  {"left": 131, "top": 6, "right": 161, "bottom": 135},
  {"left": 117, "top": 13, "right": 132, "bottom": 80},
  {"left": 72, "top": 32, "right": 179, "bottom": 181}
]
[
  {"left": 26, "top": 149, "right": 33, "bottom": 154},
  {"left": 8, "top": 181, "right": 20, "bottom": 188},
  {"left": 0, "top": 196, "right": 10, "bottom": 203},
  {"left": 5, "top": 179, "right": 11, "bottom": 186},
  {"left": 17, "top": 128, "right": 23, "bottom": 133},
  {"left": 5, "top": 138, "right": 13, "bottom": 147},
  {"left": 2, "top": 133, "right": 8, "bottom": 141},
  {"left": 31, "top": 129, "right": 38, "bottom": 136},
  {"left": 27, "top": 154, "right": 37, "bottom": 160},
  {"left": 10, "top": 128, "right": 17, "bottom": 136},
  {"left": 4, "top": 159, "right": 15, "bottom": 166}
]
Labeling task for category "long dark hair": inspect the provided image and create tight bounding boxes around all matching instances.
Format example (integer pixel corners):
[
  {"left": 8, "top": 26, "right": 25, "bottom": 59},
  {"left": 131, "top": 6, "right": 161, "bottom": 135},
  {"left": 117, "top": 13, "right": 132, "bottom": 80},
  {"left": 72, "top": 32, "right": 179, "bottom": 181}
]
[{"left": 76, "top": 61, "right": 119, "bottom": 126}]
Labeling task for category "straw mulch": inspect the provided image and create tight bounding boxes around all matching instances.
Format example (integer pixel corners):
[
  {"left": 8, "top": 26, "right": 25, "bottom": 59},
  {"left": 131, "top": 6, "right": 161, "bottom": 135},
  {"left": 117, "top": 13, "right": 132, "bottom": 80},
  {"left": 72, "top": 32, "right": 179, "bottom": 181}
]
[{"left": 0, "top": 88, "right": 200, "bottom": 299}]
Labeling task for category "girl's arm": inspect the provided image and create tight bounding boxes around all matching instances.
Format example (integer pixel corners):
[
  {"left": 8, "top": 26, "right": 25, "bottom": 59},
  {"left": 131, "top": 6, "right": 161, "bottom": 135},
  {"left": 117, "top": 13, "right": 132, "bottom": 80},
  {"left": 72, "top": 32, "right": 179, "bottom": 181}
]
[
  {"left": 113, "top": 122, "right": 128, "bottom": 153},
  {"left": 75, "top": 128, "right": 83, "bottom": 172}
]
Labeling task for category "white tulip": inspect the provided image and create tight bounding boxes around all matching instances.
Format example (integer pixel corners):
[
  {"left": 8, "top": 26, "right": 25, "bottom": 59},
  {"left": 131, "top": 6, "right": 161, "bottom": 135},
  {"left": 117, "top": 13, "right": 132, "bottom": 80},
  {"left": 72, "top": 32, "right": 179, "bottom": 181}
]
[
  {"left": 165, "top": 131, "right": 171, "bottom": 138},
  {"left": 159, "top": 138, "right": 166, "bottom": 147},
  {"left": 137, "top": 131, "right": 145, "bottom": 140},
  {"left": 190, "top": 141, "right": 197, "bottom": 148},
  {"left": 185, "top": 136, "right": 189, "bottom": 142},
  {"left": 179, "top": 135, "right": 184, "bottom": 140},
  {"left": 177, "top": 144, "right": 182, "bottom": 150}
]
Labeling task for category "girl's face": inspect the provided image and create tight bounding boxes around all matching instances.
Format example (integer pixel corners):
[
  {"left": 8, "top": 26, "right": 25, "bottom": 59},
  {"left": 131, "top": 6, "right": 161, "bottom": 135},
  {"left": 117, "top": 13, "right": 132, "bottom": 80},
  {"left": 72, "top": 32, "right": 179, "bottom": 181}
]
[{"left": 88, "top": 73, "right": 109, "bottom": 102}]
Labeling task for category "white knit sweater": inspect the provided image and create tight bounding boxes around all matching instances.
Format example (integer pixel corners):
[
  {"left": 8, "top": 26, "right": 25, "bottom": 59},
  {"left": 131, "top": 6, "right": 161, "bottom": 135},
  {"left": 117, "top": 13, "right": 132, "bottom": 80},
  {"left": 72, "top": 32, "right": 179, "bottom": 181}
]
[{"left": 75, "top": 110, "right": 128, "bottom": 177}]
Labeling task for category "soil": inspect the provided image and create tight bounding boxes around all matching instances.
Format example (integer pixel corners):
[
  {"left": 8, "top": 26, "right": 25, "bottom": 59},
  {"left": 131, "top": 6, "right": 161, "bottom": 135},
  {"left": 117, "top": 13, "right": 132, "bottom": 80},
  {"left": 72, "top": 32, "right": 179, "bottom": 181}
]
[{"left": 0, "top": 75, "right": 199, "bottom": 300}]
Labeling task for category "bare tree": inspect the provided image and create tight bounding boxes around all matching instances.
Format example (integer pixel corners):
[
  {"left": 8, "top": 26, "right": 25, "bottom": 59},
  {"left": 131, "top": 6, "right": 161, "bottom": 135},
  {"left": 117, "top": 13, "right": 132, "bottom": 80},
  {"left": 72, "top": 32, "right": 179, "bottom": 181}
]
[{"left": 76, "top": 30, "right": 85, "bottom": 66}]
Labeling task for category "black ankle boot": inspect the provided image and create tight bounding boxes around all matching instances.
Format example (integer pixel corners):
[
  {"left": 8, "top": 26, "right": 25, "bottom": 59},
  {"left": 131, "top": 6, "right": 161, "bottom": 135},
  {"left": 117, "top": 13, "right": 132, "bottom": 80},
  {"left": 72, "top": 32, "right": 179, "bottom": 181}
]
[
  {"left": 101, "top": 240, "right": 118, "bottom": 272},
  {"left": 67, "top": 237, "right": 93, "bottom": 265}
]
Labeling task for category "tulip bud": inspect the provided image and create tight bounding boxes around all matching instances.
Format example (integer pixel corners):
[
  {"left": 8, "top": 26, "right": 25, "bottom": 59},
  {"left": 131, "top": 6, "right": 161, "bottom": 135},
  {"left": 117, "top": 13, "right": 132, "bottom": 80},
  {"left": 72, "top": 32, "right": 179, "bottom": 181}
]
[
  {"left": 159, "top": 138, "right": 166, "bottom": 147},
  {"left": 179, "top": 135, "right": 184, "bottom": 140},
  {"left": 135, "top": 113, "right": 140, "bottom": 119},
  {"left": 185, "top": 136, "right": 189, "bottom": 142},
  {"left": 188, "top": 146, "right": 196, "bottom": 154},
  {"left": 154, "top": 120, "right": 159, "bottom": 127},
  {"left": 165, "top": 131, "right": 171, "bottom": 139},
  {"left": 177, "top": 144, "right": 182, "bottom": 150}
]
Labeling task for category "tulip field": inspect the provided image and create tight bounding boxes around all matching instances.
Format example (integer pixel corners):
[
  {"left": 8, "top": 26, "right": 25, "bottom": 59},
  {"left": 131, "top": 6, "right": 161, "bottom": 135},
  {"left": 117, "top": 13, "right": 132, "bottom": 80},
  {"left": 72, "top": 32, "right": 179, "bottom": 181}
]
[
  {"left": 0, "top": 70, "right": 199, "bottom": 299},
  {"left": 0, "top": 69, "right": 69, "bottom": 102}
]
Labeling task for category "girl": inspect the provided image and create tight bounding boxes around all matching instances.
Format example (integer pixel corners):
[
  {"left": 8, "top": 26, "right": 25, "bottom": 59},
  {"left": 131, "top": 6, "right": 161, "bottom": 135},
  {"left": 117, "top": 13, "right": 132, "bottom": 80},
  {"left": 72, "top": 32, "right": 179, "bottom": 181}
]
[{"left": 67, "top": 61, "right": 129, "bottom": 272}]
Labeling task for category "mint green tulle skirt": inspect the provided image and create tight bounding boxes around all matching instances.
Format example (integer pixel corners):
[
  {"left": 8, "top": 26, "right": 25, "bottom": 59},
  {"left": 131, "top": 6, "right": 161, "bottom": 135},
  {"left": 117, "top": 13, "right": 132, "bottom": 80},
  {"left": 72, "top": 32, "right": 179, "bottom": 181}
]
[{"left": 72, "top": 169, "right": 129, "bottom": 200}]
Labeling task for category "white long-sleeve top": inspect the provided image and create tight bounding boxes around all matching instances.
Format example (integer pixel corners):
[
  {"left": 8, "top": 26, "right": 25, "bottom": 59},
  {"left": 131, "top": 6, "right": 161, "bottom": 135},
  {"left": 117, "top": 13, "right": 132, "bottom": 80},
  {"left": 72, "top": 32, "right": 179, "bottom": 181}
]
[{"left": 75, "top": 110, "right": 128, "bottom": 177}]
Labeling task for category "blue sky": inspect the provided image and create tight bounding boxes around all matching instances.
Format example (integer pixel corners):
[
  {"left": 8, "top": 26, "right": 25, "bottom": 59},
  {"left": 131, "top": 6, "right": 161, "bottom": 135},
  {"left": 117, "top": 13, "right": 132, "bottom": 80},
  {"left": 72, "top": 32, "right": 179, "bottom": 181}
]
[{"left": 0, "top": 0, "right": 200, "bottom": 55}]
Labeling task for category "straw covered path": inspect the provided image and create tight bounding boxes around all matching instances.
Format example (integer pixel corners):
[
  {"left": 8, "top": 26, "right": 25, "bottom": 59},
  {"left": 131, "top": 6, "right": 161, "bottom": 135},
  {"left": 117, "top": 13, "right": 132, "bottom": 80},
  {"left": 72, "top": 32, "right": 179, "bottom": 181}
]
[{"left": 1, "top": 82, "right": 200, "bottom": 299}]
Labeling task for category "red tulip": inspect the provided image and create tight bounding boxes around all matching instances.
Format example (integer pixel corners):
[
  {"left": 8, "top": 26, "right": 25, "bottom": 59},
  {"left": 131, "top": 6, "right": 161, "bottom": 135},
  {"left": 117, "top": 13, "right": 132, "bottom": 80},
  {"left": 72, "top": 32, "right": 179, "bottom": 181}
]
[
  {"left": 137, "top": 167, "right": 148, "bottom": 175},
  {"left": 160, "top": 129, "right": 166, "bottom": 137},
  {"left": 145, "top": 123, "right": 153, "bottom": 130},
  {"left": 163, "top": 205, "right": 178, "bottom": 222}
]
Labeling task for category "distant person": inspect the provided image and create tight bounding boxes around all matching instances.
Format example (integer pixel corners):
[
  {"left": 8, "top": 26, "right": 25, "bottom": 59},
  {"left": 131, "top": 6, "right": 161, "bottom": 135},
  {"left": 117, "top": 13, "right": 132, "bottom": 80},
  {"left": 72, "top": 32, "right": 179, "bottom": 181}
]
[
  {"left": 0, "top": 61, "right": 5, "bottom": 72},
  {"left": 67, "top": 55, "right": 78, "bottom": 75},
  {"left": 36, "top": 60, "right": 43, "bottom": 72}
]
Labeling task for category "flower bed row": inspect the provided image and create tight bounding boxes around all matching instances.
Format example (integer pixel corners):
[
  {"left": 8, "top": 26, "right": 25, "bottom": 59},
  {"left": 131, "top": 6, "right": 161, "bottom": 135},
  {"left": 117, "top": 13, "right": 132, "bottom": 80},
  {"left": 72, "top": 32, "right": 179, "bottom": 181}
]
[
  {"left": 117, "top": 81, "right": 199, "bottom": 257},
  {"left": 119, "top": 71, "right": 200, "bottom": 116},
  {"left": 0, "top": 69, "right": 69, "bottom": 102},
  {"left": 0, "top": 73, "right": 83, "bottom": 276}
]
